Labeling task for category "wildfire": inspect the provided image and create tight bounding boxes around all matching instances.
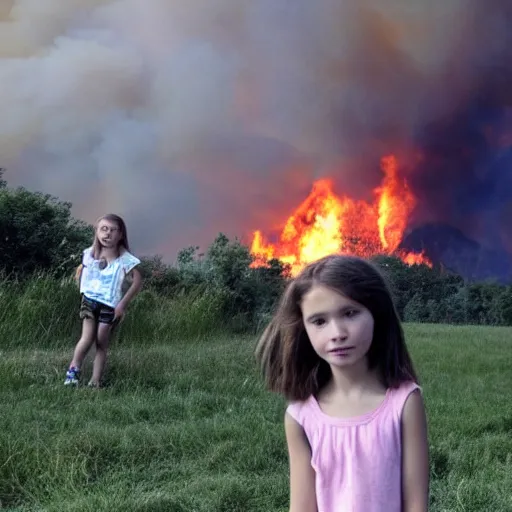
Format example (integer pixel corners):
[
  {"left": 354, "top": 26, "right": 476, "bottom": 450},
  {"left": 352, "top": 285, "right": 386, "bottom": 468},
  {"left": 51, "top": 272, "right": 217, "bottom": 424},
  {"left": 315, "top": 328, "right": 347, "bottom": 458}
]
[{"left": 250, "top": 155, "right": 431, "bottom": 275}]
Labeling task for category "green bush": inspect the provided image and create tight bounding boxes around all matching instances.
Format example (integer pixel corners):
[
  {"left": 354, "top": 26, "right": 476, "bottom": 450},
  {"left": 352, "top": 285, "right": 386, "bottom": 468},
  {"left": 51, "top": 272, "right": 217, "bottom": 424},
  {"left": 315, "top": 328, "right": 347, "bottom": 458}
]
[
  {"left": 0, "top": 174, "right": 92, "bottom": 278},
  {"left": 138, "top": 234, "right": 288, "bottom": 333}
]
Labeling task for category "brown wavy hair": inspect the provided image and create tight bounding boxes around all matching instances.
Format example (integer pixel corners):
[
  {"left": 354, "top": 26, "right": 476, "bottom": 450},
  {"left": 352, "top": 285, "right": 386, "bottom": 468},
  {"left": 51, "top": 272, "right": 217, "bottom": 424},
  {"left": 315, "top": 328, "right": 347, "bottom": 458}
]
[
  {"left": 255, "top": 254, "right": 418, "bottom": 402},
  {"left": 91, "top": 213, "right": 130, "bottom": 259}
]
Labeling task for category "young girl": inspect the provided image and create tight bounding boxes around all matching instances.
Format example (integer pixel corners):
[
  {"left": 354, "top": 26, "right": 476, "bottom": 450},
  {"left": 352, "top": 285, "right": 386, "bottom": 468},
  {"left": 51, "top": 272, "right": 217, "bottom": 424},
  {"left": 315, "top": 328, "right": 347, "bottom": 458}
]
[
  {"left": 64, "top": 214, "right": 142, "bottom": 387},
  {"left": 256, "top": 255, "right": 429, "bottom": 512}
]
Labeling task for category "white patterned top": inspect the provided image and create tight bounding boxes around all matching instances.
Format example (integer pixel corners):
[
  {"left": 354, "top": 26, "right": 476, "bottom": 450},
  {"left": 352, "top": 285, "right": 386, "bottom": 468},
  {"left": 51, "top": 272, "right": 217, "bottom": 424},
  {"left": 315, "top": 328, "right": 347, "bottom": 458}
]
[{"left": 80, "top": 246, "right": 140, "bottom": 308}]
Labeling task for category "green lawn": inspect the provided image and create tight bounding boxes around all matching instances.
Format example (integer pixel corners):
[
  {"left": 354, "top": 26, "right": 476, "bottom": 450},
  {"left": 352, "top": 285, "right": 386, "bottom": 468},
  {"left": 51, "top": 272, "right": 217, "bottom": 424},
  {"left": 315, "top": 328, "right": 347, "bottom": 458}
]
[{"left": 1, "top": 324, "right": 511, "bottom": 511}]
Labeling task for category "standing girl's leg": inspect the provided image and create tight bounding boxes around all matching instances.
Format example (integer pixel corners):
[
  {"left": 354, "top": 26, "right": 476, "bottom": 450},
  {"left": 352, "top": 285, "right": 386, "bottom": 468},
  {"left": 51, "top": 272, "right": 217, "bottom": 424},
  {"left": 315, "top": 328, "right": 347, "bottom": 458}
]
[
  {"left": 89, "top": 322, "right": 114, "bottom": 386},
  {"left": 69, "top": 318, "right": 97, "bottom": 367},
  {"left": 65, "top": 318, "right": 97, "bottom": 385}
]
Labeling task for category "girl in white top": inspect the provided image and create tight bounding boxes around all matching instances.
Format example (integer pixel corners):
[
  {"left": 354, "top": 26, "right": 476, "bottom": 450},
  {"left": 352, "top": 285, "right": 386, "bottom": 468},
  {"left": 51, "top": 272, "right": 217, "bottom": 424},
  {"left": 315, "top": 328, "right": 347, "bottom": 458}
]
[{"left": 64, "top": 214, "right": 142, "bottom": 387}]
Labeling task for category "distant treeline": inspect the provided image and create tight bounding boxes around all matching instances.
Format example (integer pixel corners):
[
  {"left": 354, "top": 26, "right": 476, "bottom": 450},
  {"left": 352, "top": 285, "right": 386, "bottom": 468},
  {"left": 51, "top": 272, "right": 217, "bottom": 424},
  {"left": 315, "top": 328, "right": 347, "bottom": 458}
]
[{"left": 1, "top": 168, "right": 511, "bottom": 335}]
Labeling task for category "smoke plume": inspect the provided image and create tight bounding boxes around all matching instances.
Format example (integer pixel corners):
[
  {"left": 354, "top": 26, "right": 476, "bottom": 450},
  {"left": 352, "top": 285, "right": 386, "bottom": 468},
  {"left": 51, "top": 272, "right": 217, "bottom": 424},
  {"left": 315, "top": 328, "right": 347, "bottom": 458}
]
[{"left": 1, "top": 0, "right": 511, "bottom": 260}]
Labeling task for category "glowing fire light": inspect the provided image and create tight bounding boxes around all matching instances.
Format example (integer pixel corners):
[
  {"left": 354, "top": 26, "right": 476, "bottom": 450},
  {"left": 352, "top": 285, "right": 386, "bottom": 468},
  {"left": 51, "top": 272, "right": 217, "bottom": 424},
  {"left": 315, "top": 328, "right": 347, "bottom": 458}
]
[{"left": 250, "top": 155, "right": 431, "bottom": 275}]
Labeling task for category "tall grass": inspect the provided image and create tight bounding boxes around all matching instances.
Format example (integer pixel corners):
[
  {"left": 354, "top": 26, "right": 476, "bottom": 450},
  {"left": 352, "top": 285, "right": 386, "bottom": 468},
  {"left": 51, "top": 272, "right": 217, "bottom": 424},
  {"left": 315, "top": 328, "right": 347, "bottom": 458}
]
[
  {"left": 0, "top": 326, "right": 511, "bottom": 511},
  {"left": 1, "top": 276, "right": 511, "bottom": 511},
  {"left": 0, "top": 276, "right": 228, "bottom": 350}
]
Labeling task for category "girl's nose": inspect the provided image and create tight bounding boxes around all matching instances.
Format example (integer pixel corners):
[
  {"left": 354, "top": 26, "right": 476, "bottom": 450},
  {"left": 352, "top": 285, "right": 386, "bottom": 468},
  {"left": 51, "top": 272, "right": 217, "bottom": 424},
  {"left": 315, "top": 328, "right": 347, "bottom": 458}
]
[{"left": 328, "top": 320, "right": 348, "bottom": 341}]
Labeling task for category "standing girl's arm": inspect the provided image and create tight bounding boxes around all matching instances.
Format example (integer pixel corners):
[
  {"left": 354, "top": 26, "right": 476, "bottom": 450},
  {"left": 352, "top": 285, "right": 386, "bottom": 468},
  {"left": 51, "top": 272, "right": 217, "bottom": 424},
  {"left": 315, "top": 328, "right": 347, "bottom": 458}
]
[
  {"left": 401, "top": 390, "right": 430, "bottom": 512},
  {"left": 284, "top": 413, "right": 317, "bottom": 512},
  {"left": 74, "top": 264, "right": 83, "bottom": 287},
  {"left": 115, "top": 268, "right": 142, "bottom": 319}
]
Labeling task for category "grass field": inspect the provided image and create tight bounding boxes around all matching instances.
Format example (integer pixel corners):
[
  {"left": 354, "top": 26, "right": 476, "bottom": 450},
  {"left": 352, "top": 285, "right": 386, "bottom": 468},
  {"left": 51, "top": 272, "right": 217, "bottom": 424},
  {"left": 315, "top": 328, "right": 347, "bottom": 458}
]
[{"left": 1, "top": 324, "right": 511, "bottom": 511}]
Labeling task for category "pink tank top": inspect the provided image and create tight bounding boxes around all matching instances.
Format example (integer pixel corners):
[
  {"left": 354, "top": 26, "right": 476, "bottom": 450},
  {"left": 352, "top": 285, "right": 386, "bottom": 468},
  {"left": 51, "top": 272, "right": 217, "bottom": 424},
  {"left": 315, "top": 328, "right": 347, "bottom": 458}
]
[{"left": 286, "top": 381, "right": 420, "bottom": 512}]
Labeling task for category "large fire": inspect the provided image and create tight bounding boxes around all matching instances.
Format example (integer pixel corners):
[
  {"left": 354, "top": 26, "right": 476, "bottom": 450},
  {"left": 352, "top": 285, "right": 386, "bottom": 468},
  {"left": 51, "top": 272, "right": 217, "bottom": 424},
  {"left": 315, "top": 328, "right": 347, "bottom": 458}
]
[{"left": 250, "top": 155, "right": 431, "bottom": 275}]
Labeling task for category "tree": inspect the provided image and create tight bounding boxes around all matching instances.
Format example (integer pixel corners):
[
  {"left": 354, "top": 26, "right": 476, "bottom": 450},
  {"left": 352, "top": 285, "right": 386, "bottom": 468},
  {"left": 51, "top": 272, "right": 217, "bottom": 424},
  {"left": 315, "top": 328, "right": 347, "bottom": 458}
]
[
  {"left": 0, "top": 168, "right": 6, "bottom": 189},
  {"left": 403, "top": 293, "right": 429, "bottom": 323},
  {"left": 373, "top": 255, "right": 465, "bottom": 320},
  {"left": 0, "top": 183, "right": 93, "bottom": 277},
  {"left": 443, "top": 288, "right": 469, "bottom": 324},
  {"left": 200, "top": 233, "right": 288, "bottom": 329},
  {"left": 499, "top": 286, "right": 512, "bottom": 326},
  {"left": 205, "top": 233, "right": 253, "bottom": 291}
]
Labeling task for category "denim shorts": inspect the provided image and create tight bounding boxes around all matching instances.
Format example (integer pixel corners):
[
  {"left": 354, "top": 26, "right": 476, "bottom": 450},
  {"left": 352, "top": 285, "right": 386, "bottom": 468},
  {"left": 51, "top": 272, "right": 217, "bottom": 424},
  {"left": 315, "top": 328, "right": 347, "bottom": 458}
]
[{"left": 79, "top": 295, "right": 117, "bottom": 325}]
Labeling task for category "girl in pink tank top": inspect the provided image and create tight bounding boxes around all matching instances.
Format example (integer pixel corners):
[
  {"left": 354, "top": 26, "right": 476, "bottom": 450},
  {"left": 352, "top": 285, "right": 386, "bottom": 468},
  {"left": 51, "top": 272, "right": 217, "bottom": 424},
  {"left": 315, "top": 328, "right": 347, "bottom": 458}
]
[{"left": 256, "top": 255, "right": 430, "bottom": 512}]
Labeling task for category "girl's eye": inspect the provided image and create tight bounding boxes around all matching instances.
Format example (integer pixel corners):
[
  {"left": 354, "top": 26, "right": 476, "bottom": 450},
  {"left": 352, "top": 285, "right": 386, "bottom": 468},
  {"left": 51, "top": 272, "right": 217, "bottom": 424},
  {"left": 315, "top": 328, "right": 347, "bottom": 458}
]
[
  {"left": 312, "top": 318, "right": 325, "bottom": 326},
  {"left": 345, "top": 309, "right": 359, "bottom": 318}
]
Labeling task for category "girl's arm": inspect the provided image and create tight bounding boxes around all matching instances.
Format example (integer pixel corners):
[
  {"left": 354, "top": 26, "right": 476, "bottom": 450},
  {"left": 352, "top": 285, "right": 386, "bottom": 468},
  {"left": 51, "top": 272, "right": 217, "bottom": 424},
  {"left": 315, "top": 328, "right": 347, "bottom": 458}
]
[
  {"left": 284, "top": 413, "right": 317, "bottom": 512},
  {"left": 401, "top": 390, "right": 430, "bottom": 512},
  {"left": 115, "top": 268, "right": 143, "bottom": 318},
  {"left": 74, "top": 264, "right": 83, "bottom": 287}
]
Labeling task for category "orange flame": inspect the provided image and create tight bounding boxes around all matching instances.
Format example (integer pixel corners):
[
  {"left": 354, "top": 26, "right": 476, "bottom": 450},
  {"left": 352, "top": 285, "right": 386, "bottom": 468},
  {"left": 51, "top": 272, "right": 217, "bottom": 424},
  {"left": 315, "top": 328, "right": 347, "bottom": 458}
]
[
  {"left": 376, "top": 155, "right": 417, "bottom": 252},
  {"left": 250, "top": 155, "right": 431, "bottom": 275}
]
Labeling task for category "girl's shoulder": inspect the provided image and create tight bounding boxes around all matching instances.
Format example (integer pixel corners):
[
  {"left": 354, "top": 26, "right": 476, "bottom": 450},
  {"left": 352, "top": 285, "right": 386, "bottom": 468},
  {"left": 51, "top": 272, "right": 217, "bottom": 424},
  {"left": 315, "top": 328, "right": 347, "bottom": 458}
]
[
  {"left": 82, "top": 246, "right": 94, "bottom": 261},
  {"left": 118, "top": 249, "right": 141, "bottom": 269},
  {"left": 120, "top": 249, "right": 140, "bottom": 260},
  {"left": 386, "top": 380, "right": 422, "bottom": 419},
  {"left": 390, "top": 379, "right": 421, "bottom": 396},
  {"left": 285, "top": 396, "right": 315, "bottom": 426}
]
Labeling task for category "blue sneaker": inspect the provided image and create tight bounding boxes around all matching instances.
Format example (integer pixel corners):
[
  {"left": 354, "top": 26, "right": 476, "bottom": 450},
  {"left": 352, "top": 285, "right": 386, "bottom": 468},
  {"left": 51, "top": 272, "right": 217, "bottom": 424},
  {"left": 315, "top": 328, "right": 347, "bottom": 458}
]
[{"left": 64, "top": 366, "right": 80, "bottom": 386}]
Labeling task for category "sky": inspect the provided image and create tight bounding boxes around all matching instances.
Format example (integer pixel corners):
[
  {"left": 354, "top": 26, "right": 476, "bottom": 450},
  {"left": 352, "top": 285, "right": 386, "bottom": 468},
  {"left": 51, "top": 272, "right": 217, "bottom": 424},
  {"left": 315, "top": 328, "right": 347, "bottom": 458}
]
[{"left": 1, "top": 0, "right": 511, "bottom": 259}]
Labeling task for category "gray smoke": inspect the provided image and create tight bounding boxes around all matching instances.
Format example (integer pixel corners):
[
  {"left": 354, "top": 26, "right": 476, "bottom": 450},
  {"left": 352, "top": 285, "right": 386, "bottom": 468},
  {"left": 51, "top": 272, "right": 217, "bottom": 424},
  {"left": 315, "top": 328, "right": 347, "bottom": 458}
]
[{"left": 1, "top": 0, "right": 511, "bottom": 259}]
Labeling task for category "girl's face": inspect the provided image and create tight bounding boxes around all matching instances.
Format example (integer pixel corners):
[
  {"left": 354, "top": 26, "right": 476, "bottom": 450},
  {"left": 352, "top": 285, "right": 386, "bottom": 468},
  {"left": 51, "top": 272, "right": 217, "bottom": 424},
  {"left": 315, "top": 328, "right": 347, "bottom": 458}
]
[
  {"left": 301, "top": 284, "right": 374, "bottom": 370},
  {"left": 96, "top": 219, "right": 122, "bottom": 249}
]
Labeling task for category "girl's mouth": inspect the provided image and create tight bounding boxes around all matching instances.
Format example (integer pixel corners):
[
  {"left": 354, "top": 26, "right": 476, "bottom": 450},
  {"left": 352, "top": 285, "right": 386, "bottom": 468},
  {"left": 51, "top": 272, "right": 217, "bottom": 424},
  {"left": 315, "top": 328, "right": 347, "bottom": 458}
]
[{"left": 329, "top": 347, "right": 355, "bottom": 356}]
